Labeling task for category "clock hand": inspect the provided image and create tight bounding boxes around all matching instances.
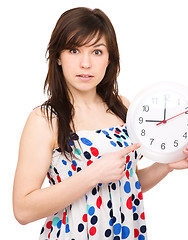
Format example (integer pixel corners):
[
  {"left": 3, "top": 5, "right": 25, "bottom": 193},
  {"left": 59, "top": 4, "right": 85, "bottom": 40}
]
[
  {"left": 145, "top": 120, "right": 163, "bottom": 123},
  {"left": 163, "top": 96, "right": 167, "bottom": 121},
  {"left": 156, "top": 110, "right": 188, "bottom": 126}
]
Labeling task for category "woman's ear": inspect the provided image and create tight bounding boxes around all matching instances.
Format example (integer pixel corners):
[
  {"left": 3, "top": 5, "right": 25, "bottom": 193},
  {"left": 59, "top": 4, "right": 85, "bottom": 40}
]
[{"left": 57, "top": 58, "right": 62, "bottom": 66}]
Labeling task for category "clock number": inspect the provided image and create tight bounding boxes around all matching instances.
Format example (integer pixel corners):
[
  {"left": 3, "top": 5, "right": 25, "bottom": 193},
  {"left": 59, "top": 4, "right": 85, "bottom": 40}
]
[
  {"left": 185, "top": 107, "right": 188, "bottom": 114},
  {"left": 143, "top": 105, "right": 149, "bottom": 112},
  {"left": 141, "top": 129, "right": 146, "bottom": 136},
  {"left": 174, "top": 140, "right": 178, "bottom": 147},
  {"left": 161, "top": 143, "right": 166, "bottom": 150},
  {"left": 183, "top": 132, "right": 187, "bottom": 139},
  {"left": 152, "top": 98, "right": 158, "bottom": 104},
  {"left": 139, "top": 117, "right": 143, "bottom": 124},
  {"left": 150, "top": 138, "right": 154, "bottom": 145},
  {"left": 164, "top": 95, "right": 170, "bottom": 101}
]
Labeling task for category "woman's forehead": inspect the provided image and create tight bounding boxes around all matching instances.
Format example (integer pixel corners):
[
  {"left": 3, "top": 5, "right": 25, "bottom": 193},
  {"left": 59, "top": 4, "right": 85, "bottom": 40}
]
[
  {"left": 65, "top": 30, "right": 107, "bottom": 49},
  {"left": 84, "top": 35, "right": 107, "bottom": 47}
]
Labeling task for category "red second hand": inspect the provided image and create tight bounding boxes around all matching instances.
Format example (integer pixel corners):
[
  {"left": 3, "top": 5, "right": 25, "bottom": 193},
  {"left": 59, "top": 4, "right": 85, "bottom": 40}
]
[{"left": 156, "top": 110, "right": 188, "bottom": 126}]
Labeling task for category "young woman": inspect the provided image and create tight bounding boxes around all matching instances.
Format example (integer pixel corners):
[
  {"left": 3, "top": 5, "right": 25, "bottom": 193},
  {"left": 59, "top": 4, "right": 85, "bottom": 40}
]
[{"left": 13, "top": 7, "right": 188, "bottom": 240}]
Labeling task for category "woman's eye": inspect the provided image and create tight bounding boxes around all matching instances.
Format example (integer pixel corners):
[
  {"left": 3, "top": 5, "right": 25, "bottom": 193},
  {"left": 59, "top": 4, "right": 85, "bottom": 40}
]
[
  {"left": 93, "top": 50, "right": 102, "bottom": 55},
  {"left": 70, "top": 49, "right": 79, "bottom": 54}
]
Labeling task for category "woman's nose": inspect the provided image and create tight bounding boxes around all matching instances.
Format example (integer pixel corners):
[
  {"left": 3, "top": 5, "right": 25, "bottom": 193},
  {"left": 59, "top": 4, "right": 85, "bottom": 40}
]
[{"left": 80, "top": 53, "right": 91, "bottom": 69}]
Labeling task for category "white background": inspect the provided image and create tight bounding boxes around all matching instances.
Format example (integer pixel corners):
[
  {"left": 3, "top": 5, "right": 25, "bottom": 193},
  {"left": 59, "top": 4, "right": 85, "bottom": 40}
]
[{"left": 0, "top": 0, "right": 188, "bottom": 239}]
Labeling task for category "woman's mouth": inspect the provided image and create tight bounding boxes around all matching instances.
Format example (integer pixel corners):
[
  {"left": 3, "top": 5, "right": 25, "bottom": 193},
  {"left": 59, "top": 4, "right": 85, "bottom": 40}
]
[{"left": 76, "top": 74, "right": 94, "bottom": 81}]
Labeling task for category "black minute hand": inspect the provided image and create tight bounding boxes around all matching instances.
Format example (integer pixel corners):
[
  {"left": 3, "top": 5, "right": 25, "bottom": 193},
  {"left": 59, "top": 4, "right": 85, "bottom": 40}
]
[{"left": 164, "top": 95, "right": 167, "bottom": 121}]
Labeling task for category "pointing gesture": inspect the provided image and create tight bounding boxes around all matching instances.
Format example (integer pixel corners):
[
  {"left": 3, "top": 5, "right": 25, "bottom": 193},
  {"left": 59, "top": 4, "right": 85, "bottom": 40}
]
[{"left": 92, "top": 143, "right": 141, "bottom": 184}]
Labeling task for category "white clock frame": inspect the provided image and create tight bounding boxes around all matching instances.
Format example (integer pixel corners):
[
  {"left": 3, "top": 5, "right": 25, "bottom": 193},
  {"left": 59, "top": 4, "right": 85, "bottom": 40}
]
[{"left": 126, "top": 82, "right": 188, "bottom": 163}]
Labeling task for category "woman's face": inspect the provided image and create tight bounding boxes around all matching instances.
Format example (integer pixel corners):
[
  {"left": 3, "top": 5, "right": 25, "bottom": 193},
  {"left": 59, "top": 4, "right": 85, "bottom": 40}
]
[{"left": 58, "top": 35, "right": 109, "bottom": 94}]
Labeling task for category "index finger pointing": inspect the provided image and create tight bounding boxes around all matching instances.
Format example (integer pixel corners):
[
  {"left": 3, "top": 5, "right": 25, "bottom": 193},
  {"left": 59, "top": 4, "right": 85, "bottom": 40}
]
[{"left": 118, "top": 143, "right": 141, "bottom": 157}]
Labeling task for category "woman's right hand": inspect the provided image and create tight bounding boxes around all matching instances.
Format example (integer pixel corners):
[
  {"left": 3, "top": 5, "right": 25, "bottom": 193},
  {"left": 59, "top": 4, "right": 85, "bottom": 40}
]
[{"left": 92, "top": 143, "right": 141, "bottom": 184}]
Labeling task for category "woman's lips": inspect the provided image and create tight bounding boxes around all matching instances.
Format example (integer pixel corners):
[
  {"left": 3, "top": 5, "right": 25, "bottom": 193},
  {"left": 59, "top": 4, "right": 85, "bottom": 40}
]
[{"left": 76, "top": 74, "right": 94, "bottom": 81}]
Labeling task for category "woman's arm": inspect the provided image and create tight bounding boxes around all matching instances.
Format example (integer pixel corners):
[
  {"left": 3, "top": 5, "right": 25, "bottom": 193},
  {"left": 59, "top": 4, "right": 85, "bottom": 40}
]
[
  {"left": 13, "top": 108, "right": 98, "bottom": 225},
  {"left": 136, "top": 163, "right": 172, "bottom": 193},
  {"left": 13, "top": 107, "right": 140, "bottom": 225},
  {"left": 137, "top": 148, "right": 188, "bottom": 193}
]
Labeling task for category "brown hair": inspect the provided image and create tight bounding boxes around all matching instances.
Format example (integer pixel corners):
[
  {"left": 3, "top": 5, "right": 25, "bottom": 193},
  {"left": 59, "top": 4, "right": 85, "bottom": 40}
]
[{"left": 42, "top": 7, "right": 127, "bottom": 159}]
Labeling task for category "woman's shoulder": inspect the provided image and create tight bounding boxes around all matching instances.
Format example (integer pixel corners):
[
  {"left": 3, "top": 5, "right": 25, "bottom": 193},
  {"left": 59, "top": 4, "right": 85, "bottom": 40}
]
[
  {"left": 25, "top": 106, "right": 56, "bottom": 130},
  {"left": 119, "top": 95, "right": 130, "bottom": 109},
  {"left": 25, "top": 106, "right": 58, "bottom": 138},
  {"left": 22, "top": 106, "right": 58, "bottom": 150}
]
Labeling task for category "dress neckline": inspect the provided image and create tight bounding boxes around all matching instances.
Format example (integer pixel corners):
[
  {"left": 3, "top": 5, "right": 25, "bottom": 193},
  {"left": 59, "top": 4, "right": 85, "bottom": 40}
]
[
  {"left": 53, "top": 123, "right": 127, "bottom": 152},
  {"left": 74, "top": 122, "right": 126, "bottom": 134}
]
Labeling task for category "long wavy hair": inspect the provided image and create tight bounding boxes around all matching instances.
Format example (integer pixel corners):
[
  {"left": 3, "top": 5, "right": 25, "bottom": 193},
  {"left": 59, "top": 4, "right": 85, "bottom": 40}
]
[{"left": 42, "top": 7, "right": 128, "bottom": 159}]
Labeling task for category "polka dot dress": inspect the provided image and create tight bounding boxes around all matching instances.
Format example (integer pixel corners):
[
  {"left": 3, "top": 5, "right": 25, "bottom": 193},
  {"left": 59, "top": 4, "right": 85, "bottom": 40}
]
[{"left": 39, "top": 123, "right": 147, "bottom": 240}]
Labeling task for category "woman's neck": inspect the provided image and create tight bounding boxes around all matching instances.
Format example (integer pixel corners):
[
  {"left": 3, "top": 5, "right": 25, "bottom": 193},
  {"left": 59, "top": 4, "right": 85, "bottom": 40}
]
[{"left": 69, "top": 89, "right": 103, "bottom": 109}]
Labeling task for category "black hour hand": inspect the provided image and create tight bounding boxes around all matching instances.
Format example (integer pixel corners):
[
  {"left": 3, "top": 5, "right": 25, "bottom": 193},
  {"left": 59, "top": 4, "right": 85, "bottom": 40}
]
[{"left": 145, "top": 120, "right": 163, "bottom": 123}]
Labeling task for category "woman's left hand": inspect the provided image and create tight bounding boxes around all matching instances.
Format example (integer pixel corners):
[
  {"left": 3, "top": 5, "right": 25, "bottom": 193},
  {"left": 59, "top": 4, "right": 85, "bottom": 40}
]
[{"left": 168, "top": 145, "right": 188, "bottom": 170}]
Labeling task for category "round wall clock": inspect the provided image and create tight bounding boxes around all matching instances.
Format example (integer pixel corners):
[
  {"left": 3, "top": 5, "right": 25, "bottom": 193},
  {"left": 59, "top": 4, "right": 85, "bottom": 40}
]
[{"left": 126, "top": 82, "right": 188, "bottom": 163}]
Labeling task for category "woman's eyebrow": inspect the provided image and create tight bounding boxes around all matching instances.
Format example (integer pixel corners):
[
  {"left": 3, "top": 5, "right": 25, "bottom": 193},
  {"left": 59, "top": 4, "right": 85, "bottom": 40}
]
[{"left": 93, "top": 43, "right": 107, "bottom": 48}]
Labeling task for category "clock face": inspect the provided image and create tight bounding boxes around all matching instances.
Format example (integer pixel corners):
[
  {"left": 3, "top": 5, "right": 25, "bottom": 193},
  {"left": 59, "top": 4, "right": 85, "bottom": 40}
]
[{"left": 126, "top": 82, "right": 188, "bottom": 163}]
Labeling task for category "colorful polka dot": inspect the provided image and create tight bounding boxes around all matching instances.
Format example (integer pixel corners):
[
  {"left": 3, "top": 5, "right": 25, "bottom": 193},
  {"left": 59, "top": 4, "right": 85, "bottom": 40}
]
[
  {"left": 135, "top": 181, "right": 141, "bottom": 189},
  {"left": 62, "top": 212, "right": 66, "bottom": 224},
  {"left": 124, "top": 181, "right": 131, "bottom": 193},
  {"left": 132, "top": 206, "right": 136, "bottom": 213},
  {"left": 133, "top": 213, "right": 139, "bottom": 221},
  {"left": 140, "top": 212, "right": 145, "bottom": 220},
  {"left": 82, "top": 214, "right": 87, "bottom": 222},
  {"left": 124, "top": 141, "right": 129, "bottom": 147},
  {"left": 110, "top": 141, "right": 117, "bottom": 147},
  {"left": 105, "top": 229, "right": 112, "bottom": 237},
  {"left": 138, "top": 234, "right": 145, "bottom": 240},
  {"left": 81, "top": 137, "right": 93, "bottom": 146},
  {"left": 134, "top": 228, "right": 139, "bottom": 238},
  {"left": 87, "top": 160, "right": 93, "bottom": 166},
  {"left": 102, "top": 130, "right": 109, "bottom": 135},
  {"left": 96, "top": 196, "right": 102, "bottom": 209},
  {"left": 57, "top": 230, "right": 60, "bottom": 237},
  {"left": 109, "top": 218, "right": 114, "bottom": 226},
  {"left": 75, "top": 148, "right": 81, "bottom": 155},
  {"left": 78, "top": 223, "right": 84, "bottom": 232},
  {"left": 90, "top": 147, "right": 99, "bottom": 157},
  {"left": 122, "top": 226, "right": 130, "bottom": 239},
  {"left": 91, "top": 215, "right": 98, "bottom": 225},
  {"left": 140, "top": 225, "right": 147, "bottom": 233},
  {"left": 114, "top": 223, "right": 121, "bottom": 235},
  {"left": 130, "top": 168, "right": 133, "bottom": 177},
  {"left": 52, "top": 217, "right": 60, "bottom": 226},
  {"left": 138, "top": 191, "right": 143, "bottom": 200},
  {"left": 84, "top": 151, "right": 91, "bottom": 159},
  {"left": 65, "top": 224, "right": 70, "bottom": 233},
  {"left": 46, "top": 221, "right": 52, "bottom": 229},
  {"left": 89, "top": 226, "right": 96, "bottom": 236},
  {"left": 126, "top": 155, "right": 130, "bottom": 163},
  {"left": 126, "top": 196, "right": 132, "bottom": 210},
  {"left": 127, "top": 161, "right": 132, "bottom": 169},
  {"left": 62, "top": 160, "right": 67, "bottom": 165},
  {"left": 69, "top": 139, "right": 73, "bottom": 146},
  {"left": 56, "top": 219, "right": 61, "bottom": 229},
  {"left": 125, "top": 170, "right": 130, "bottom": 179},
  {"left": 88, "top": 206, "right": 95, "bottom": 216}
]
